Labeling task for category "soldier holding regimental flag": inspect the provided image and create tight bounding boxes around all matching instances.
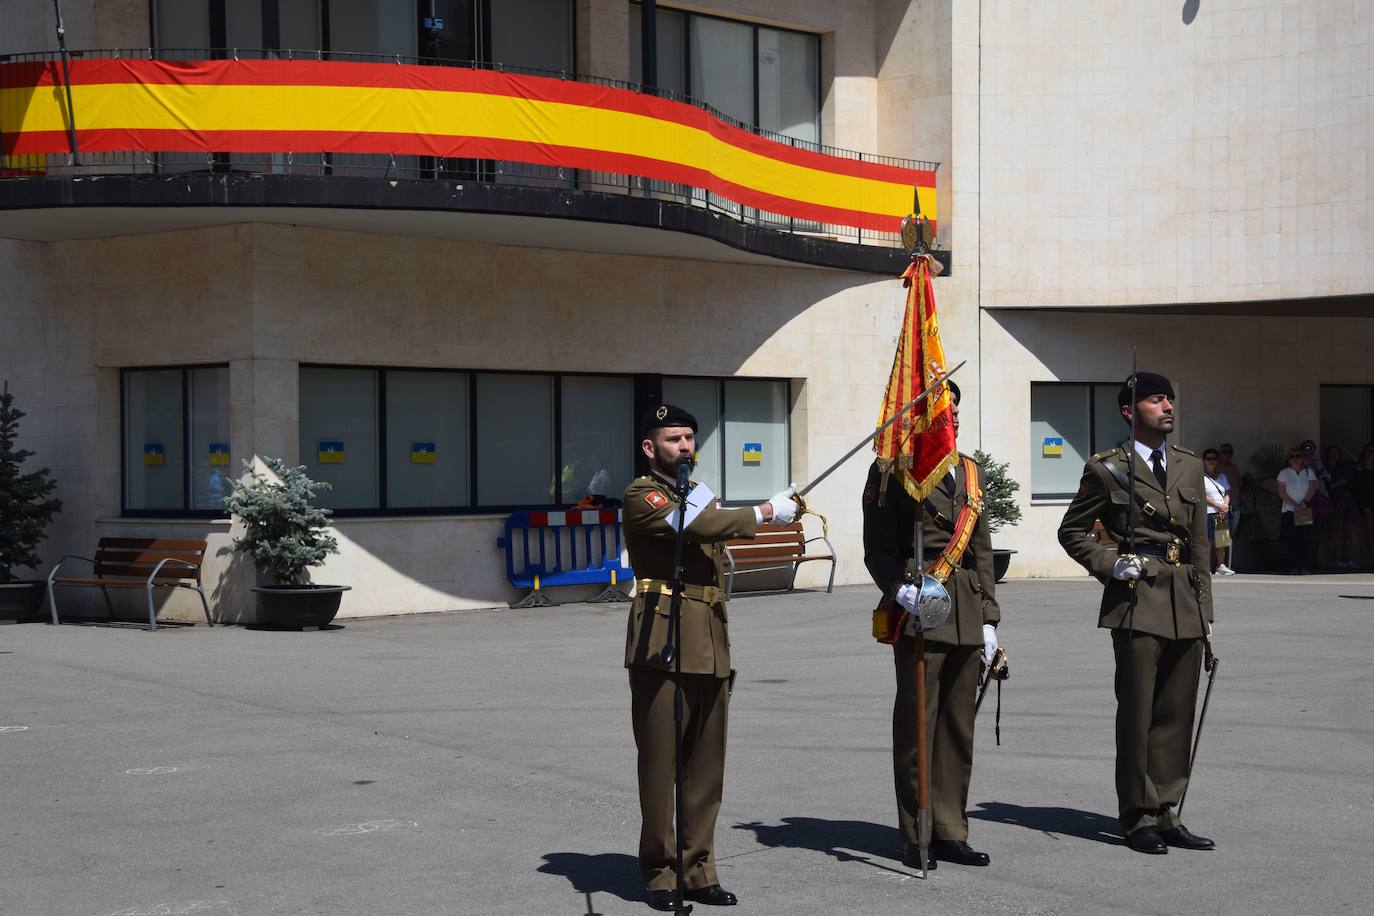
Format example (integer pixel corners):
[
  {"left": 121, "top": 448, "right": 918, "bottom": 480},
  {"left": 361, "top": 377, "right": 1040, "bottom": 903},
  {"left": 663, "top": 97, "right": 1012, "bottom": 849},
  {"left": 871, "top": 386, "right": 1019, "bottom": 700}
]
[{"left": 861, "top": 241, "right": 1002, "bottom": 872}]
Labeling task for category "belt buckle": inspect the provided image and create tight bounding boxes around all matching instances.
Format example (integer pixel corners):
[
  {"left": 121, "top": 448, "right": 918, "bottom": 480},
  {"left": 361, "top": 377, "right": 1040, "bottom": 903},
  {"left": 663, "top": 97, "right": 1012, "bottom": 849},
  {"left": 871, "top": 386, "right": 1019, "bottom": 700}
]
[{"left": 1166, "top": 542, "right": 1181, "bottom": 564}]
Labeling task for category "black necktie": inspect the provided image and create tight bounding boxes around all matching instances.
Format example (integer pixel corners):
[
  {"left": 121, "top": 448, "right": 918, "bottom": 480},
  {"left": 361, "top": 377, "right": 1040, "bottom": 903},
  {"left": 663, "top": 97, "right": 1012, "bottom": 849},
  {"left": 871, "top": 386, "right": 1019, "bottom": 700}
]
[{"left": 1150, "top": 449, "right": 1167, "bottom": 489}]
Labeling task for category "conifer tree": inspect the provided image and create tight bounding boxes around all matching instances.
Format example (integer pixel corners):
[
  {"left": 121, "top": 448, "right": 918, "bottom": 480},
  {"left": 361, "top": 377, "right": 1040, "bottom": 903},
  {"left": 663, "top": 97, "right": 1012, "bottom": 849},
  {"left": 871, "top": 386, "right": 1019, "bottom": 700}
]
[{"left": 0, "top": 383, "right": 63, "bottom": 583}]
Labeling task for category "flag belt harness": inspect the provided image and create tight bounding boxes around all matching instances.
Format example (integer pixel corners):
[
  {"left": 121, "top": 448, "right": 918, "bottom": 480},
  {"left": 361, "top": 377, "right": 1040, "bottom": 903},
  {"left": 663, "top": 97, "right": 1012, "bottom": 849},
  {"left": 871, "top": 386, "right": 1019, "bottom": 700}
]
[
  {"left": 921, "top": 456, "right": 985, "bottom": 585},
  {"left": 636, "top": 578, "right": 726, "bottom": 607}
]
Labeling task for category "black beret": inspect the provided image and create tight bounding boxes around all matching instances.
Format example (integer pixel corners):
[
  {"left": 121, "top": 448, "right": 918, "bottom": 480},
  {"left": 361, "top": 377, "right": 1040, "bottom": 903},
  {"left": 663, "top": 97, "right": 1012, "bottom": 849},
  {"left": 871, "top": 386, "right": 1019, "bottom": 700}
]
[
  {"left": 640, "top": 403, "right": 698, "bottom": 435},
  {"left": 1118, "top": 371, "right": 1174, "bottom": 408},
  {"left": 946, "top": 379, "right": 961, "bottom": 404}
]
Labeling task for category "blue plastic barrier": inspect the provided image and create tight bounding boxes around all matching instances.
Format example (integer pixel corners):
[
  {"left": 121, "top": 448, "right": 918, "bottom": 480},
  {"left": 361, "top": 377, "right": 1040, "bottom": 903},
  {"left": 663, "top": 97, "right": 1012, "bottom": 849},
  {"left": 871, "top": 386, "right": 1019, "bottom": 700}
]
[{"left": 496, "top": 508, "right": 634, "bottom": 608}]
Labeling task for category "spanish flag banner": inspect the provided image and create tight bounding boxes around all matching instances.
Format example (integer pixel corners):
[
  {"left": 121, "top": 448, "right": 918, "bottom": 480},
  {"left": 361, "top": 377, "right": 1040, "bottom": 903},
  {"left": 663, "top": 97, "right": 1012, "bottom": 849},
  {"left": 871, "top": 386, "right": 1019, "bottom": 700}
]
[
  {"left": 0, "top": 58, "right": 936, "bottom": 234},
  {"left": 872, "top": 254, "right": 957, "bottom": 503}
]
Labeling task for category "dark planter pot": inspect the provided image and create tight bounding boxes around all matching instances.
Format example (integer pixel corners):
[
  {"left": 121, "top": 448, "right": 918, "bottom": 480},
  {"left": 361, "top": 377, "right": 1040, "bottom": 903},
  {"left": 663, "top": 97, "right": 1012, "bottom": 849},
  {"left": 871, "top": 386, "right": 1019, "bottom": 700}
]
[
  {"left": 992, "top": 549, "right": 1018, "bottom": 583},
  {"left": 0, "top": 581, "right": 47, "bottom": 623},
  {"left": 250, "top": 585, "right": 350, "bottom": 630}
]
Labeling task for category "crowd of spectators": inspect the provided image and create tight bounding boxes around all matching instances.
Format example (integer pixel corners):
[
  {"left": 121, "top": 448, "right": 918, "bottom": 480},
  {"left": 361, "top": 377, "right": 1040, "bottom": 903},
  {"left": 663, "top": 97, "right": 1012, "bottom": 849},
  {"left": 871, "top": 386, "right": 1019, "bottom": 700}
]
[{"left": 1201, "top": 439, "right": 1374, "bottom": 575}]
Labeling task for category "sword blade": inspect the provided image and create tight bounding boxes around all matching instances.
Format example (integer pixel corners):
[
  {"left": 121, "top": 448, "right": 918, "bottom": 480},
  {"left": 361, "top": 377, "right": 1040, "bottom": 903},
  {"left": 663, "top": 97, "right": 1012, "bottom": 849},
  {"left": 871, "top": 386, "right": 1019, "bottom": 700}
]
[{"left": 796, "top": 359, "right": 966, "bottom": 500}]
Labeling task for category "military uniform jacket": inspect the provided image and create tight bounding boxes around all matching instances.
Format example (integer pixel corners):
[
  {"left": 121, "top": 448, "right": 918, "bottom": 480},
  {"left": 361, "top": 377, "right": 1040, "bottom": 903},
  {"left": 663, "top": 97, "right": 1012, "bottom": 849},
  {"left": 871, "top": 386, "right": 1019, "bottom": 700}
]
[
  {"left": 862, "top": 457, "right": 1001, "bottom": 646},
  {"left": 1057, "top": 443, "right": 1214, "bottom": 640},
  {"left": 622, "top": 474, "right": 757, "bottom": 678}
]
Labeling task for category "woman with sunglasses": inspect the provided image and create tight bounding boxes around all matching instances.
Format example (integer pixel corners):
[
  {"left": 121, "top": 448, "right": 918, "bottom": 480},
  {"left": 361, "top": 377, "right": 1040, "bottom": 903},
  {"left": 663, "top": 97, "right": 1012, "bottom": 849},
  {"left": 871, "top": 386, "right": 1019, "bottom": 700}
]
[{"left": 1277, "top": 448, "right": 1318, "bottom": 574}]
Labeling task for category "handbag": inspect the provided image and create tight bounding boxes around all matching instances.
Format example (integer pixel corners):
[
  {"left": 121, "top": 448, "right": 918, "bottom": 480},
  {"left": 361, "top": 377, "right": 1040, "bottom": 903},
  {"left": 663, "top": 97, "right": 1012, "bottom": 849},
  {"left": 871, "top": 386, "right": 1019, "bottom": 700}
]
[
  {"left": 1213, "top": 519, "right": 1232, "bottom": 548},
  {"left": 1293, "top": 505, "right": 1315, "bottom": 527}
]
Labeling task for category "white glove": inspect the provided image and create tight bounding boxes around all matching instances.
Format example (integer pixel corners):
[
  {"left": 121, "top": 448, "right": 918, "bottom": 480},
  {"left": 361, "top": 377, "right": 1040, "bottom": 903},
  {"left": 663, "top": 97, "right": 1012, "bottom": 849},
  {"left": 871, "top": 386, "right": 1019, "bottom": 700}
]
[
  {"left": 894, "top": 583, "right": 920, "bottom": 614},
  {"left": 982, "top": 624, "right": 998, "bottom": 664},
  {"left": 767, "top": 483, "right": 799, "bottom": 524},
  {"left": 1112, "top": 556, "right": 1144, "bottom": 581}
]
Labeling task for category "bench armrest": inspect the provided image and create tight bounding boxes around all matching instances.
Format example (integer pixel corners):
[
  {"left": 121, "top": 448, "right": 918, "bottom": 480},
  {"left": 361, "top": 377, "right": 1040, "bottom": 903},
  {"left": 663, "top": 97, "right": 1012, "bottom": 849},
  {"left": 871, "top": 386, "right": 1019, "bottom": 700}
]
[
  {"left": 47, "top": 555, "right": 95, "bottom": 585},
  {"left": 147, "top": 557, "right": 200, "bottom": 583}
]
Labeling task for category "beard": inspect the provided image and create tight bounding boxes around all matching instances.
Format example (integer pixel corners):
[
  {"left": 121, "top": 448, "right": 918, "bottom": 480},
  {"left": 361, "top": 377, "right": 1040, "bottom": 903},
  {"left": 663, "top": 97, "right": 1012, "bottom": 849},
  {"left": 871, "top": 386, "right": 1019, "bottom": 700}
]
[{"left": 652, "top": 443, "right": 695, "bottom": 477}]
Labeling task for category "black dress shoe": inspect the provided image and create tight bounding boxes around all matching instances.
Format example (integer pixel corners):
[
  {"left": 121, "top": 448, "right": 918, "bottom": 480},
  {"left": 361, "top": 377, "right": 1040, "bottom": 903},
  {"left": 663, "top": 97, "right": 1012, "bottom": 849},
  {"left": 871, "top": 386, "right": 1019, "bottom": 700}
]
[
  {"left": 685, "top": 884, "right": 737, "bottom": 906},
  {"left": 646, "top": 889, "right": 678, "bottom": 911},
  {"left": 930, "top": 839, "right": 991, "bottom": 866},
  {"left": 1159, "top": 825, "right": 1216, "bottom": 850},
  {"left": 902, "top": 843, "right": 936, "bottom": 870},
  {"left": 1125, "top": 827, "right": 1168, "bottom": 854}
]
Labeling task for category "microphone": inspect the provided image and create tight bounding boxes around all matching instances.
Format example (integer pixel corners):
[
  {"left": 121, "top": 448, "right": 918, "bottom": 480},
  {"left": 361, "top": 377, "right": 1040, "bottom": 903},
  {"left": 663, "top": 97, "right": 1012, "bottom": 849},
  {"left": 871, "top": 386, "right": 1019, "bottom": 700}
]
[{"left": 674, "top": 457, "right": 692, "bottom": 493}]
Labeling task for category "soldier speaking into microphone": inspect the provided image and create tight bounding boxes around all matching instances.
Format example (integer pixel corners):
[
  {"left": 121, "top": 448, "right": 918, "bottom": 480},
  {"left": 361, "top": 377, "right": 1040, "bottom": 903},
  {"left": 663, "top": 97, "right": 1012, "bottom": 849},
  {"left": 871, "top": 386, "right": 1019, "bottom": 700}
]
[
  {"left": 1057, "top": 371, "right": 1217, "bottom": 855},
  {"left": 622, "top": 404, "right": 799, "bottom": 910},
  {"left": 862, "top": 381, "right": 1001, "bottom": 870}
]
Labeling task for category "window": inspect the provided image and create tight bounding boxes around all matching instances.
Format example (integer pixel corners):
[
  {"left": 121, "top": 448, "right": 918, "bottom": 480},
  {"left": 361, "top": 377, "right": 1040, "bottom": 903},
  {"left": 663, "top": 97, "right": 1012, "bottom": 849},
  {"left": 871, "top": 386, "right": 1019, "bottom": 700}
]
[
  {"left": 661, "top": 377, "right": 790, "bottom": 504},
  {"left": 298, "top": 367, "right": 637, "bottom": 513},
  {"left": 123, "top": 366, "right": 231, "bottom": 514},
  {"left": 1029, "top": 383, "right": 1126, "bottom": 499},
  {"left": 629, "top": 4, "right": 821, "bottom": 145},
  {"left": 152, "top": 1, "right": 573, "bottom": 68}
]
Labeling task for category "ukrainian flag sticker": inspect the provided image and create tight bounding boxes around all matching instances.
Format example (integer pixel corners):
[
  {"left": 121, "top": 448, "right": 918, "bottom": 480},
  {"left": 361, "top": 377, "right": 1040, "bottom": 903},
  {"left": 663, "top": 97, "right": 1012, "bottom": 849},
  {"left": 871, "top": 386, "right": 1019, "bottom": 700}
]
[
  {"left": 743, "top": 442, "right": 763, "bottom": 466},
  {"left": 318, "top": 441, "right": 345, "bottom": 464},
  {"left": 208, "top": 442, "right": 230, "bottom": 466},
  {"left": 143, "top": 443, "right": 165, "bottom": 466},
  {"left": 411, "top": 441, "right": 437, "bottom": 464},
  {"left": 1042, "top": 437, "right": 1064, "bottom": 458}
]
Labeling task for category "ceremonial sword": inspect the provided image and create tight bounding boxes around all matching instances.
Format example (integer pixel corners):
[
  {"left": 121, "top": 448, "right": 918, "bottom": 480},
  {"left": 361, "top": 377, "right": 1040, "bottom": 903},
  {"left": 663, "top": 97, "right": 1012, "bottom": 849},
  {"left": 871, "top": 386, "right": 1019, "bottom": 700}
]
[
  {"left": 1177, "top": 647, "right": 1219, "bottom": 820},
  {"left": 794, "top": 360, "right": 966, "bottom": 503}
]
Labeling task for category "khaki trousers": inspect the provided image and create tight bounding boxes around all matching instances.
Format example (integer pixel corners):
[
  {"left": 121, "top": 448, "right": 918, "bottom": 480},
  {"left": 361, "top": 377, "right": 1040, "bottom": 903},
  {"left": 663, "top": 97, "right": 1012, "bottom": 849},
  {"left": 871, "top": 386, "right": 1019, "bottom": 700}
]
[
  {"left": 893, "top": 639, "right": 981, "bottom": 843},
  {"left": 1112, "top": 630, "right": 1203, "bottom": 834},
  {"left": 629, "top": 665, "right": 729, "bottom": 892}
]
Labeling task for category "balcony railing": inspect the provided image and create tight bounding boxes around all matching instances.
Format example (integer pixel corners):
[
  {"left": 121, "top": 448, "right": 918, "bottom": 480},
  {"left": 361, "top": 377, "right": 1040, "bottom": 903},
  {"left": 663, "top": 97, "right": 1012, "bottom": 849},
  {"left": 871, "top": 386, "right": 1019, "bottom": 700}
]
[{"left": 1, "top": 48, "right": 939, "bottom": 249}]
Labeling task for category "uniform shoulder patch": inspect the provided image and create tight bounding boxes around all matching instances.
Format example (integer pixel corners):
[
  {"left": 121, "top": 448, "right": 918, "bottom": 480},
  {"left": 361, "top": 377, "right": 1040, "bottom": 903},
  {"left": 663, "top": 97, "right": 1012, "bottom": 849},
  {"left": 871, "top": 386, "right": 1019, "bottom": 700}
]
[{"left": 645, "top": 490, "right": 668, "bottom": 510}]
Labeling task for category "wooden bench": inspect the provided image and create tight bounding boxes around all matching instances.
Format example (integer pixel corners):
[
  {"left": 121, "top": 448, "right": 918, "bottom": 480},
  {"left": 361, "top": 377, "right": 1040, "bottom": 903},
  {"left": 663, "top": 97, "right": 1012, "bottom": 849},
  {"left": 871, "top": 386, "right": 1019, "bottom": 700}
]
[
  {"left": 723, "top": 520, "right": 836, "bottom": 599},
  {"left": 46, "top": 538, "right": 213, "bottom": 631}
]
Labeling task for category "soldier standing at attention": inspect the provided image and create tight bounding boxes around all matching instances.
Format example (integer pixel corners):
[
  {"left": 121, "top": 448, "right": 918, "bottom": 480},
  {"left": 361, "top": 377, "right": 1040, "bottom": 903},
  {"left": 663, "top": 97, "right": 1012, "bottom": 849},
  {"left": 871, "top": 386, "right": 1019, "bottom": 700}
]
[
  {"left": 622, "top": 404, "right": 799, "bottom": 910},
  {"left": 862, "top": 381, "right": 1001, "bottom": 870},
  {"left": 1057, "top": 372, "right": 1216, "bottom": 855}
]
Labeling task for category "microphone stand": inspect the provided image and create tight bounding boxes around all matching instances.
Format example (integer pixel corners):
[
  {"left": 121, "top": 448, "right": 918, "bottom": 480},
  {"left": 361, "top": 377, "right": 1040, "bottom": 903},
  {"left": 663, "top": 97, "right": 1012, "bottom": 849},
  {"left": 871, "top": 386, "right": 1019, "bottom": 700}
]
[{"left": 660, "top": 459, "right": 695, "bottom": 915}]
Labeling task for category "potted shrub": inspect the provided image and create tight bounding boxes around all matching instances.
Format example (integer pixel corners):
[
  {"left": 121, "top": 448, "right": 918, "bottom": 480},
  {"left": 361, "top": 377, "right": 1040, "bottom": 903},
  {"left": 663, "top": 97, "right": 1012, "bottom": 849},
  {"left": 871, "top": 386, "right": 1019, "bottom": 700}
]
[
  {"left": 0, "top": 383, "right": 62, "bottom": 623},
  {"left": 972, "top": 449, "right": 1023, "bottom": 582},
  {"left": 223, "top": 457, "right": 349, "bottom": 629}
]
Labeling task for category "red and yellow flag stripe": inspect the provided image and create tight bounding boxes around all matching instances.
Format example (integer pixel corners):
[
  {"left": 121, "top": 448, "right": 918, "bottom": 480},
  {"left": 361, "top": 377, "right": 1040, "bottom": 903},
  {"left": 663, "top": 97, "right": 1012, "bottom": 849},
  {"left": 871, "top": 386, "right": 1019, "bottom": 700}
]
[{"left": 1, "top": 58, "right": 936, "bottom": 233}]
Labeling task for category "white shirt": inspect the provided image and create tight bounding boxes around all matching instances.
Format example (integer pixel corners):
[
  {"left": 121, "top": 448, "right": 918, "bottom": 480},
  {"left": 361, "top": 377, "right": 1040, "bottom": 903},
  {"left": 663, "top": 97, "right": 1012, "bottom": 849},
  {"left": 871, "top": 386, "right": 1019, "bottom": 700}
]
[
  {"left": 1276, "top": 466, "right": 1314, "bottom": 511},
  {"left": 1204, "top": 473, "right": 1228, "bottom": 514},
  {"left": 1132, "top": 439, "right": 1166, "bottom": 471}
]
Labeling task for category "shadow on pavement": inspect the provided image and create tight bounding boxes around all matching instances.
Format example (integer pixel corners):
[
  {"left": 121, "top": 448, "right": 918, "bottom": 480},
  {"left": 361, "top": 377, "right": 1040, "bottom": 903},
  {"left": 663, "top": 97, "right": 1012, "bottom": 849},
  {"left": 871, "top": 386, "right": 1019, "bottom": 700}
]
[
  {"left": 732, "top": 818, "right": 909, "bottom": 874},
  {"left": 969, "top": 801, "right": 1121, "bottom": 844},
  {"left": 538, "top": 852, "right": 643, "bottom": 915}
]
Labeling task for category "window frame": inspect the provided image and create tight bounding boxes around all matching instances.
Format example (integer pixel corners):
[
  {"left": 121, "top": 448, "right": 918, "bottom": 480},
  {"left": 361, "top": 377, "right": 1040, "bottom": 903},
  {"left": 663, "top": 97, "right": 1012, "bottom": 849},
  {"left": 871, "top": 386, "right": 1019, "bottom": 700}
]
[
  {"left": 1028, "top": 380, "right": 1123, "bottom": 501},
  {"left": 662, "top": 374, "right": 793, "bottom": 507},
  {"left": 297, "top": 364, "right": 792, "bottom": 516},
  {"left": 629, "top": 2, "right": 822, "bottom": 145},
  {"left": 120, "top": 364, "right": 232, "bottom": 518},
  {"left": 301, "top": 363, "right": 639, "bottom": 516}
]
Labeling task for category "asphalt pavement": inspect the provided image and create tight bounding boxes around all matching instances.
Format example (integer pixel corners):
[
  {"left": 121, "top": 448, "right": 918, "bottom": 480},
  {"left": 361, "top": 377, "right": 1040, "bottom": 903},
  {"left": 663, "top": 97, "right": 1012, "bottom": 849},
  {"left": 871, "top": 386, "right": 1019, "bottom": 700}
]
[{"left": 3, "top": 573, "right": 1373, "bottom": 916}]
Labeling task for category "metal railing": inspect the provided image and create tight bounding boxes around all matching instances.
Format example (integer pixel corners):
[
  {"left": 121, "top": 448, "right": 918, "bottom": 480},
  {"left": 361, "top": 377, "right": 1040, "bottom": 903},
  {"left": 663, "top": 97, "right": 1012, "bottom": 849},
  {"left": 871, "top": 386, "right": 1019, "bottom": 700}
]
[{"left": 0, "top": 48, "right": 939, "bottom": 249}]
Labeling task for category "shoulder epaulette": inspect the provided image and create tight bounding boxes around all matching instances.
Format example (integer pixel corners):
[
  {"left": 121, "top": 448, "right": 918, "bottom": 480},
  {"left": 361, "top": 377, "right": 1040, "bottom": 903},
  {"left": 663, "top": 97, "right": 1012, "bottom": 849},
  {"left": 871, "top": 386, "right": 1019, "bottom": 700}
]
[
  {"left": 1172, "top": 445, "right": 1198, "bottom": 457},
  {"left": 1092, "top": 447, "right": 1121, "bottom": 462}
]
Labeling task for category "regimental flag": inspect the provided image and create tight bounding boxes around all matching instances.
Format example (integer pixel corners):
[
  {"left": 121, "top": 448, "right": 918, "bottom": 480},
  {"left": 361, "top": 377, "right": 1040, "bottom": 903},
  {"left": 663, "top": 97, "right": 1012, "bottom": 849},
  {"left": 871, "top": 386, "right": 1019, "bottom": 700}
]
[
  {"left": 411, "top": 441, "right": 437, "bottom": 464},
  {"left": 873, "top": 254, "right": 958, "bottom": 503}
]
